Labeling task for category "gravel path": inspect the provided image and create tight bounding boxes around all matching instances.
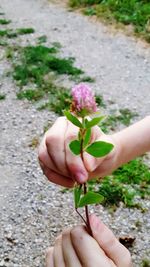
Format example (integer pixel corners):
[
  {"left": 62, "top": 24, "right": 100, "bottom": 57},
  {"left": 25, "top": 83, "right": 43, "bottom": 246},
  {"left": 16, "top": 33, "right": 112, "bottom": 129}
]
[{"left": 0, "top": 0, "right": 150, "bottom": 266}]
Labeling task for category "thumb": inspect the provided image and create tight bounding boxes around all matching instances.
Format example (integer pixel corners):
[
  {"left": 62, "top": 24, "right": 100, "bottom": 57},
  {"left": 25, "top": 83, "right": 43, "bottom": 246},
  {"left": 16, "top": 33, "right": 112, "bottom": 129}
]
[{"left": 90, "top": 214, "right": 132, "bottom": 267}]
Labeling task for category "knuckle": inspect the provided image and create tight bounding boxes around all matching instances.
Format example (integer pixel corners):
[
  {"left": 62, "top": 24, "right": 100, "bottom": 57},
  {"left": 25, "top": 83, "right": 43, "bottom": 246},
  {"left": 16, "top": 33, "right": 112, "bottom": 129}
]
[
  {"left": 46, "top": 134, "right": 60, "bottom": 148},
  {"left": 62, "top": 228, "right": 71, "bottom": 240},
  {"left": 55, "top": 234, "right": 62, "bottom": 245},
  {"left": 65, "top": 133, "right": 77, "bottom": 144},
  {"left": 70, "top": 226, "right": 83, "bottom": 240}
]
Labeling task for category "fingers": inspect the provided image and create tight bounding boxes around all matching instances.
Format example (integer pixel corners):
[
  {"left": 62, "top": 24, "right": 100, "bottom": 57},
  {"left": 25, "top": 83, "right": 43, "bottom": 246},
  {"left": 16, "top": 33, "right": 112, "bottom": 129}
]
[
  {"left": 38, "top": 134, "right": 58, "bottom": 173},
  {"left": 90, "top": 214, "right": 132, "bottom": 267},
  {"left": 39, "top": 117, "right": 69, "bottom": 177},
  {"left": 42, "top": 165, "right": 74, "bottom": 188},
  {"left": 62, "top": 229, "right": 81, "bottom": 267},
  {"left": 65, "top": 121, "right": 88, "bottom": 183},
  {"left": 70, "top": 226, "right": 111, "bottom": 267},
  {"left": 53, "top": 235, "right": 66, "bottom": 267},
  {"left": 45, "top": 117, "right": 69, "bottom": 176},
  {"left": 46, "top": 247, "right": 54, "bottom": 267}
]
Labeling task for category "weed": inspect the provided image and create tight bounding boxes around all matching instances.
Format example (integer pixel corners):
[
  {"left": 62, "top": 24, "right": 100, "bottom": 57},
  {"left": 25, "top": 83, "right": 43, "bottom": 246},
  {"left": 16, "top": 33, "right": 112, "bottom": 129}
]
[
  {"left": 43, "top": 121, "right": 53, "bottom": 133},
  {"left": 118, "top": 109, "right": 138, "bottom": 126},
  {"left": 17, "top": 88, "right": 44, "bottom": 101},
  {"left": 0, "top": 40, "right": 7, "bottom": 46},
  {"left": 12, "top": 45, "right": 83, "bottom": 87},
  {"left": 39, "top": 86, "right": 72, "bottom": 115},
  {"left": 37, "top": 35, "right": 47, "bottom": 44},
  {"left": 80, "top": 76, "right": 95, "bottom": 83},
  {"left": 9, "top": 43, "right": 90, "bottom": 114},
  {"left": 29, "top": 137, "right": 39, "bottom": 148},
  {"left": 0, "top": 27, "right": 35, "bottom": 40},
  {"left": 17, "top": 28, "right": 35, "bottom": 35},
  {"left": 95, "top": 94, "right": 106, "bottom": 108},
  {"left": 101, "top": 108, "right": 138, "bottom": 133},
  {"left": 0, "top": 94, "right": 6, "bottom": 100},
  {"left": 141, "top": 258, "right": 150, "bottom": 267},
  {"left": 88, "top": 158, "right": 150, "bottom": 208},
  {"left": 0, "top": 30, "right": 8, "bottom": 37},
  {"left": 83, "top": 7, "right": 96, "bottom": 16},
  {"left": 0, "top": 19, "right": 11, "bottom": 25},
  {"left": 135, "top": 220, "right": 142, "bottom": 229},
  {"left": 69, "top": 0, "right": 150, "bottom": 43}
]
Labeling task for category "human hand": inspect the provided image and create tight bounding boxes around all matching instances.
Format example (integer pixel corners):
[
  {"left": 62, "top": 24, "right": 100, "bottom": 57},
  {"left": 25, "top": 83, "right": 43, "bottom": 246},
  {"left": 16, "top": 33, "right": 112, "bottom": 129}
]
[
  {"left": 46, "top": 214, "right": 132, "bottom": 267},
  {"left": 38, "top": 116, "right": 122, "bottom": 187}
]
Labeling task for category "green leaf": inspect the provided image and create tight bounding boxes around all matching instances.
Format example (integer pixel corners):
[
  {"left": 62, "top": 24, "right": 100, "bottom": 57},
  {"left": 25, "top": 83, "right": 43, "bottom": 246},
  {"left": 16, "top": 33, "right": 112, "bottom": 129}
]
[
  {"left": 83, "top": 128, "right": 91, "bottom": 148},
  {"left": 78, "top": 191, "right": 104, "bottom": 207},
  {"left": 64, "top": 110, "right": 83, "bottom": 128},
  {"left": 69, "top": 140, "right": 81, "bottom": 155},
  {"left": 74, "top": 185, "right": 82, "bottom": 208},
  {"left": 86, "top": 141, "right": 114, "bottom": 158},
  {"left": 86, "top": 116, "right": 105, "bottom": 128}
]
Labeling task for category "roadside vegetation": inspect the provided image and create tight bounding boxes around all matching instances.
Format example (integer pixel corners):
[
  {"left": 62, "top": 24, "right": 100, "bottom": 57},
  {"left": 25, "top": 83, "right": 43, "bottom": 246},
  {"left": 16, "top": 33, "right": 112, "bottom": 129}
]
[
  {"left": 68, "top": 0, "right": 150, "bottom": 43},
  {"left": 88, "top": 158, "right": 150, "bottom": 209},
  {"left": 0, "top": 94, "right": 6, "bottom": 100}
]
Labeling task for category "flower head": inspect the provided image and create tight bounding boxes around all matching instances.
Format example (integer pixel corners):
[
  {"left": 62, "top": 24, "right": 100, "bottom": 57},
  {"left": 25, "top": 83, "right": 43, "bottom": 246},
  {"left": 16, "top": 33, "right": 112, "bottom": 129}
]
[{"left": 71, "top": 83, "right": 97, "bottom": 116}]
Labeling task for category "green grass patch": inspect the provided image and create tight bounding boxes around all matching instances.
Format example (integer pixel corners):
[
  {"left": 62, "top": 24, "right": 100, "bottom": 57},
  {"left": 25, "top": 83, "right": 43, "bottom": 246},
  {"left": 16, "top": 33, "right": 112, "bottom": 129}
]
[
  {"left": 0, "top": 27, "right": 35, "bottom": 39},
  {"left": 69, "top": 0, "right": 150, "bottom": 43},
  {"left": 0, "top": 29, "right": 8, "bottom": 37},
  {"left": 88, "top": 158, "right": 150, "bottom": 208},
  {"left": 7, "top": 43, "right": 93, "bottom": 115},
  {"left": 37, "top": 35, "right": 47, "bottom": 44},
  {"left": 17, "top": 27, "right": 35, "bottom": 35},
  {"left": 141, "top": 258, "right": 150, "bottom": 267},
  {"left": 0, "top": 40, "right": 8, "bottom": 46},
  {"left": 101, "top": 108, "right": 138, "bottom": 133},
  {"left": 12, "top": 45, "right": 83, "bottom": 87},
  {"left": 0, "top": 19, "right": 11, "bottom": 25},
  {"left": 17, "top": 88, "right": 45, "bottom": 101},
  {"left": 0, "top": 94, "right": 6, "bottom": 100}
]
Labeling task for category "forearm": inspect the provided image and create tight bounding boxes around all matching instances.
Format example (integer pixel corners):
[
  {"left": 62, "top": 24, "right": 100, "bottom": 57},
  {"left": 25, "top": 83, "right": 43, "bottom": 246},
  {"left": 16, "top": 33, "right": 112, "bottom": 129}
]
[{"left": 113, "top": 116, "right": 150, "bottom": 167}]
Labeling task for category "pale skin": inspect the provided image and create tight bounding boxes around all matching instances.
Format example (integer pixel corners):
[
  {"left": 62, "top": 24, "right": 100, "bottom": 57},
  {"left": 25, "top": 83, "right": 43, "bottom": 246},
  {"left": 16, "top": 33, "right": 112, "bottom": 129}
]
[
  {"left": 46, "top": 214, "right": 132, "bottom": 267},
  {"left": 38, "top": 115, "right": 150, "bottom": 267},
  {"left": 38, "top": 115, "right": 150, "bottom": 187}
]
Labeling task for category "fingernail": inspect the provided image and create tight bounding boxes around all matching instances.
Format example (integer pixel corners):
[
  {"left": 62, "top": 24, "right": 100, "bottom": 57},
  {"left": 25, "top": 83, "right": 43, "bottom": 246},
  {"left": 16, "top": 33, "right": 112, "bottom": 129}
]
[{"left": 75, "top": 171, "right": 87, "bottom": 183}]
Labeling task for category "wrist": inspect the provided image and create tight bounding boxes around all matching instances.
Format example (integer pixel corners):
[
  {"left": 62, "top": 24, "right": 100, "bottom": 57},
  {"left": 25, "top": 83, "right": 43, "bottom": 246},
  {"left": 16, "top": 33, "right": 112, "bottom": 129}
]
[{"left": 111, "top": 132, "right": 126, "bottom": 169}]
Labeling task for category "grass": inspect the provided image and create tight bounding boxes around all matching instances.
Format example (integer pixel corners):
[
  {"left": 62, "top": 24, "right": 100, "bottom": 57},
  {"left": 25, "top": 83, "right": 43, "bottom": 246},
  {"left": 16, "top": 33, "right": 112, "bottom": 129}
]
[
  {"left": 68, "top": 0, "right": 150, "bottom": 43},
  {"left": 88, "top": 158, "right": 150, "bottom": 208},
  {"left": 17, "top": 28, "right": 35, "bottom": 35},
  {"left": 0, "top": 30, "right": 8, "bottom": 37},
  {"left": 37, "top": 35, "right": 47, "bottom": 44},
  {"left": 12, "top": 45, "right": 83, "bottom": 87},
  {"left": 29, "top": 137, "right": 39, "bottom": 148},
  {"left": 0, "top": 19, "right": 11, "bottom": 25},
  {"left": 101, "top": 108, "right": 138, "bottom": 133},
  {"left": 6, "top": 43, "right": 94, "bottom": 115},
  {"left": 0, "top": 27, "right": 35, "bottom": 39},
  {"left": 0, "top": 94, "right": 6, "bottom": 100},
  {"left": 141, "top": 258, "right": 150, "bottom": 267}
]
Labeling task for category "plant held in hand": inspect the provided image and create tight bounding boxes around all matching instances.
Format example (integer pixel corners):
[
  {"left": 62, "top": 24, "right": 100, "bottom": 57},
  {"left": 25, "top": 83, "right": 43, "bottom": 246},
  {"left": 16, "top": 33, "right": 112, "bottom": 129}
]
[{"left": 64, "top": 83, "right": 114, "bottom": 235}]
